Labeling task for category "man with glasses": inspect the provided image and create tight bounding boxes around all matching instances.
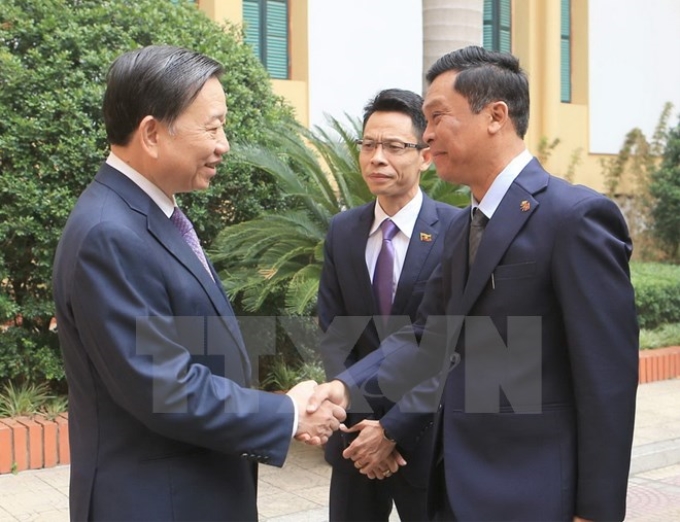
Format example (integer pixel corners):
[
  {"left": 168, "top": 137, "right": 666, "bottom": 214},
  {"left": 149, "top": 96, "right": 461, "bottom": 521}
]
[{"left": 318, "top": 88, "right": 461, "bottom": 521}]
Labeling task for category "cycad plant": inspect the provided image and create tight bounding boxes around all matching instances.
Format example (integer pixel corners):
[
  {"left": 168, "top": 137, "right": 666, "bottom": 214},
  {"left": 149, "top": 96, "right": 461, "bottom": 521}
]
[{"left": 211, "top": 116, "right": 468, "bottom": 316}]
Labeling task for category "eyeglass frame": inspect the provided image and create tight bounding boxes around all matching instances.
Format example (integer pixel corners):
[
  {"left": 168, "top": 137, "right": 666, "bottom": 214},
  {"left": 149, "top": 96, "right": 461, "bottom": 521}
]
[{"left": 354, "top": 138, "right": 429, "bottom": 154}]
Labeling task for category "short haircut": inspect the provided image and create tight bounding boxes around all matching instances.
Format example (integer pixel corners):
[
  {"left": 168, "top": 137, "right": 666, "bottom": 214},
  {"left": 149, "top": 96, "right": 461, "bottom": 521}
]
[
  {"left": 426, "top": 46, "right": 530, "bottom": 139},
  {"left": 103, "top": 45, "right": 224, "bottom": 145},
  {"left": 362, "top": 88, "right": 427, "bottom": 142}
]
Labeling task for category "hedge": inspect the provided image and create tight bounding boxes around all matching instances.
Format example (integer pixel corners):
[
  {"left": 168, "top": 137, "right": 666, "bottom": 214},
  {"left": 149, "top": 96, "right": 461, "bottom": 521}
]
[{"left": 631, "top": 262, "right": 680, "bottom": 330}]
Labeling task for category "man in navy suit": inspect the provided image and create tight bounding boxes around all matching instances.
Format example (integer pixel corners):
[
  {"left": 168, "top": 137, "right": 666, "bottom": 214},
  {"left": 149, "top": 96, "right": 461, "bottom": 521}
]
[
  {"left": 310, "top": 46, "right": 638, "bottom": 521},
  {"left": 52, "top": 45, "right": 344, "bottom": 522},
  {"left": 318, "top": 88, "right": 461, "bottom": 521}
]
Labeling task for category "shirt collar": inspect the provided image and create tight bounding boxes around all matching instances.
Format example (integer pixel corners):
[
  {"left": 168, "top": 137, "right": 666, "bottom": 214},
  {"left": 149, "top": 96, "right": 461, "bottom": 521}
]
[
  {"left": 472, "top": 149, "right": 533, "bottom": 219},
  {"left": 370, "top": 188, "right": 423, "bottom": 239},
  {"left": 106, "top": 152, "right": 176, "bottom": 218}
]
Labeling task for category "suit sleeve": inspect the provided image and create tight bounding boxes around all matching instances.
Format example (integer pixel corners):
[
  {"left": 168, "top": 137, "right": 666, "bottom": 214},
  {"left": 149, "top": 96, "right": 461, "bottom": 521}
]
[
  {"left": 337, "top": 262, "right": 454, "bottom": 419},
  {"left": 70, "top": 221, "right": 294, "bottom": 466},
  {"left": 552, "top": 196, "right": 638, "bottom": 520}
]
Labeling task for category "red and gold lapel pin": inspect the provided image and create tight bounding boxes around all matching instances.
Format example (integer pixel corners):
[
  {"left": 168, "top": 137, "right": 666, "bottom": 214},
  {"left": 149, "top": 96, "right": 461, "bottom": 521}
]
[{"left": 520, "top": 200, "right": 531, "bottom": 212}]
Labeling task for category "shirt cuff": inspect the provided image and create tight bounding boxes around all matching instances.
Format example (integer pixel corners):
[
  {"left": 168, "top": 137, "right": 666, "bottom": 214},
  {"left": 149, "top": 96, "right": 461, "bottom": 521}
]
[{"left": 289, "top": 394, "right": 299, "bottom": 439}]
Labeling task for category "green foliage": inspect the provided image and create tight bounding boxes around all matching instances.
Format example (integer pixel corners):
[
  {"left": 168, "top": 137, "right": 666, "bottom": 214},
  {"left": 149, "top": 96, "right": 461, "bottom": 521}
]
[
  {"left": 211, "top": 116, "right": 468, "bottom": 316},
  {"left": 0, "top": 381, "right": 51, "bottom": 417},
  {"left": 0, "top": 0, "right": 294, "bottom": 387},
  {"left": 533, "top": 136, "right": 582, "bottom": 183},
  {"left": 639, "top": 322, "right": 680, "bottom": 350},
  {"left": 600, "top": 103, "right": 674, "bottom": 260},
  {"left": 259, "top": 356, "right": 326, "bottom": 391},
  {"left": 631, "top": 262, "right": 680, "bottom": 330},
  {"left": 649, "top": 114, "right": 680, "bottom": 260}
]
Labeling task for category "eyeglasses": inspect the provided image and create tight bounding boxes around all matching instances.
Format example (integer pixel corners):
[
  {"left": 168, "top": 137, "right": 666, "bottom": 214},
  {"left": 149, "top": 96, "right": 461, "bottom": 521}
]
[{"left": 355, "top": 139, "right": 428, "bottom": 155}]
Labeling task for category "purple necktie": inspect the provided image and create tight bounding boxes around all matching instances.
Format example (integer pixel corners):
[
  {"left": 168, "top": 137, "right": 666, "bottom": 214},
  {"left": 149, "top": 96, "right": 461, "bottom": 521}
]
[
  {"left": 373, "top": 219, "right": 399, "bottom": 316},
  {"left": 170, "top": 207, "right": 214, "bottom": 280}
]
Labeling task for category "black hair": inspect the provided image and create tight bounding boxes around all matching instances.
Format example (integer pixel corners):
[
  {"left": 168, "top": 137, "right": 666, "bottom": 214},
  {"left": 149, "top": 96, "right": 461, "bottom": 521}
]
[
  {"left": 103, "top": 45, "right": 224, "bottom": 145},
  {"left": 426, "top": 45, "right": 529, "bottom": 138}
]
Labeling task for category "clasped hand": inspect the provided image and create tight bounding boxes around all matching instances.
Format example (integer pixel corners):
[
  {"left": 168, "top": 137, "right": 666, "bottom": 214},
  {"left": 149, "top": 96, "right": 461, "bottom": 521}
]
[
  {"left": 287, "top": 380, "right": 346, "bottom": 445},
  {"left": 341, "top": 419, "right": 406, "bottom": 480}
]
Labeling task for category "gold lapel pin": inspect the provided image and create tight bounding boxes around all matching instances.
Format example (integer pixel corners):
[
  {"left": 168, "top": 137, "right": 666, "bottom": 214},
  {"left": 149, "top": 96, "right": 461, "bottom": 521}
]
[
  {"left": 520, "top": 200, "right": 531, "bottom": 212},
  {"left": 420, "top": 232, "right": 432, "bottom": 242}
]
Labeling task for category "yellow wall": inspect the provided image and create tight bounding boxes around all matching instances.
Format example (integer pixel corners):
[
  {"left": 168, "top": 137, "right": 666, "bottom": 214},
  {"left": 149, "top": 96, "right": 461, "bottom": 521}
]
[
  {"left": 514, "top": 0, "right": 607, "bottom": 192},
  {"left": 198, "top": 0, "right": 309, "bottom": 126}
]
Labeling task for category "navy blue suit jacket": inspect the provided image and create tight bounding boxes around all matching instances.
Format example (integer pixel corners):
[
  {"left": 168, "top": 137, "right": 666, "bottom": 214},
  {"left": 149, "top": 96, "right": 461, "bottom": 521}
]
[
  {"left": 318, "top": 194, "right": 461, "bottom": 487},
  {"left": 53, "top": 164, "right": 294, "bottom": 521},
  {"left": 340, "top": 160, "right": 639, "bottom": 521}
]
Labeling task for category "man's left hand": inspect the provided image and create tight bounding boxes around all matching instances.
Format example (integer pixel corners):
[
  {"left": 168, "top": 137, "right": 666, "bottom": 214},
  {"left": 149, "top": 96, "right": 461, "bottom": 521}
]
[{"left": 341, "top": 419, "right": 406, "bottom": 479}]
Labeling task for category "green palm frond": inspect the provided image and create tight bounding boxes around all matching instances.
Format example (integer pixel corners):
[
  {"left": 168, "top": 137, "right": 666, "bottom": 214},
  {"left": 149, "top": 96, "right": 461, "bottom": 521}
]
[{"left": 211, "top": 116, "right": 466, "bottom": 315}]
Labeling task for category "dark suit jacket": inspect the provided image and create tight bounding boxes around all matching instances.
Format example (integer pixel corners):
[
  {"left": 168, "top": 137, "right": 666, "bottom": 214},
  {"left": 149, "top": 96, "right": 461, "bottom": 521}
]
[
  {"left": 340, "top": 159, "right": 639, "bottom": 521},
  {"left": 52, "top": 164, "right": 294, "bottom": 521},
  {"left": 318, "top": 194, "right": 461, "bottom": 487}
]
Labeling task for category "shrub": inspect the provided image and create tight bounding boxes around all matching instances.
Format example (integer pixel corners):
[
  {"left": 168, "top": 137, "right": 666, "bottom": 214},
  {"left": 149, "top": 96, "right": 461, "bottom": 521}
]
[
  {"left": 0, "top": 0, "right": 294, "bottom": 387},
  {"left": 649, "top": 114, "right": 680, "bottom": 260},
  {"left": 631, "top": 262, "right": 680, "bottom": 329}
]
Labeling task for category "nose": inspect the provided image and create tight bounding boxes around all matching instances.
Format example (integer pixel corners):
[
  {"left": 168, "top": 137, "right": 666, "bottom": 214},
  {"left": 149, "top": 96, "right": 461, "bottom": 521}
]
[
  {"left": 423, "top": 121, "right": 435, "bottom": 145},
  {"left": 216, "top": 127, "right": 230, "bottom": 155},
  {"left": 369, "top": 144, "right": 388, "bottom": 164}
]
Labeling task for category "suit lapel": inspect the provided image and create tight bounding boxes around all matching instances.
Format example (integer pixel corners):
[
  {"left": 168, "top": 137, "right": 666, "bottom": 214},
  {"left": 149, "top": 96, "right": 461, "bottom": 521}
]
[
  {"left": 96, "top": 165, "right": 248, "bottom": 358},
  {"left": 461, "top": 162, "right": 547, "bottom": 312},
  {"left": 347, "top": 203, "right": 379, "bottom": 314},
  {"left": 146, "top": 209, "right": 248, "bottom": 354},
  {"left": 445, "top": 209, "right": 470, "bottom": 312},
  {"left": 392, "top": 196, "right": 439, "bottom": 313}
]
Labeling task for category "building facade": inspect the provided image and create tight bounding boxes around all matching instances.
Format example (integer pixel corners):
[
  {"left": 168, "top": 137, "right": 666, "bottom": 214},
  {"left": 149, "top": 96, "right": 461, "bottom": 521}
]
[{"left": 195, "top": 0, "right": 680, "bottom": 193}]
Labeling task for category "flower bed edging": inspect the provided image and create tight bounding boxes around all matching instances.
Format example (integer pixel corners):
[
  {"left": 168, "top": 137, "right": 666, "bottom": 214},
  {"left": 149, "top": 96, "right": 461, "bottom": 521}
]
[
  {"left": 0, "top": 412, "right": 69, "bottom": 475},
  {"left": 639, "top": 346, "right": 680, "bottom": 384}
]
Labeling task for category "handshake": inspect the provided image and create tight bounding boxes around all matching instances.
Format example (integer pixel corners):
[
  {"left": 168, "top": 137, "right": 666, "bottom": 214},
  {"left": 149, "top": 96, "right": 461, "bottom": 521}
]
[
  {"left": 286, "top": 380, "right": 348, "bottom": 445},
  {"left": 286, "top": 381, "right": 406, "bottom": 480}
]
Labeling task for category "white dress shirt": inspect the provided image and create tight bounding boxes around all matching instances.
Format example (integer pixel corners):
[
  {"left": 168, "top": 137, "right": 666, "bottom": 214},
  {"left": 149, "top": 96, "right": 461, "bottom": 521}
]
[
  {"left": 106, "top": 152, "right": 176, "bottom": 216},
  {"left": 472, "top": 149, "right": 533, "bottom": 218},
  {"left": 366, "top": 188, "right": 424, "bottom": 301}
]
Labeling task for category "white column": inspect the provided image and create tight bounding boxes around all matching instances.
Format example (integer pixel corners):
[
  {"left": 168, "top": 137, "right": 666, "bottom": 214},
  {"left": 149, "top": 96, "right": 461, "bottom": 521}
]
[{"left": 422, "top": 0, "right": 484, "bottom": 91}]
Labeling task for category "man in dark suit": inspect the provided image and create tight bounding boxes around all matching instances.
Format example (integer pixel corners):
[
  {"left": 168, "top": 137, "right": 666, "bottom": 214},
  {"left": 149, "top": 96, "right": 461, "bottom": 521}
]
[
  {"left": 318, "top": 88, "right": 461, "bottom": 521},
  {"left": 52, "top": 45, "right": 344, "bottom": 522},
  {"left": 310, "top": 46, "right": 639, "bottom": 522}
]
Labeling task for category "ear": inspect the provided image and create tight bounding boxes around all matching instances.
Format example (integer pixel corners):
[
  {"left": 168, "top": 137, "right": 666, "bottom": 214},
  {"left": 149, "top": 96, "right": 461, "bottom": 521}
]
[
  {"left": 138, "top": 115, "right": 162, "bottom": 159},
  {"left": 487, "top": 101, "right": 509, "bottom": 135},
  {"left": 419, "top": 146, "right": 433, "bottom": 172}
]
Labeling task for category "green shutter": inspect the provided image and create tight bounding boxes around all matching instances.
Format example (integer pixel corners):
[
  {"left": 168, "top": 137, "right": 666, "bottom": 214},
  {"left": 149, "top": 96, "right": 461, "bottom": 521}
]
[
  {"left": 266, "top": 0, "right": 288, "bottom": 79},
  {"left": 243, "top": 0, "right": 261, "bottom": 59},
  {"left": 560, "top": 0, "right": 571, "bottom": 102},
  {"left": 499, "top": 0, "right": 512, "bottom": 53},
  {"left": 483, "top": 0, "right": 493, "bottom": 50},
  {"left": 483, "top": 0, "right": 512, "bottom": 52}
]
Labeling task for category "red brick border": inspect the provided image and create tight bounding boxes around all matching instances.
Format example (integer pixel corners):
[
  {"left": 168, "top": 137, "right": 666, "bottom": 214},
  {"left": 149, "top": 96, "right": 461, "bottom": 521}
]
[
  {"left": 0, "top": 412, "right": 69, "bottom": 475},
  {"left": 639, "top": 346, "right": 680, "bottom": 384}
]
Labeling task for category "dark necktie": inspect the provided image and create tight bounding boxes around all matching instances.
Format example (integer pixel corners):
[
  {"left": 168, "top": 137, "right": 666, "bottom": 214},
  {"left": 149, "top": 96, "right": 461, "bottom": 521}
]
[
  {"left": 373, "top": 219, "right": 399, "bottom": 316},
  {"left": 468, "top": 208, "right": 489, "bottom": 266},
  {"left": 171, "top": 207, "right": 214, "bottom": 280}
]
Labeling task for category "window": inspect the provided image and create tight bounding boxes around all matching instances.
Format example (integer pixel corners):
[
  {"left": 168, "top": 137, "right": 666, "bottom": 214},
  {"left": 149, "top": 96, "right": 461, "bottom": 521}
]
[
  {"left": 243, "top": 0, "right": 289, "bottom": 79},
  {"left": 483, "top": 0, "right": 512, "bottom": 53},
  {"left": 560, "top": 0, "right": 572, "bottom": 103}
]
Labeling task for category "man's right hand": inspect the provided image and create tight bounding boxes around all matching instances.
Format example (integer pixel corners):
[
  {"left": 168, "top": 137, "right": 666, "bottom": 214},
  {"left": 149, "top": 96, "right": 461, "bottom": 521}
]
[
  {"left": 287, "top": 380, "right": 346, "bottom": 445},
  {"left": 306, "top": 380, "right": 350, "bottom": 414}
]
